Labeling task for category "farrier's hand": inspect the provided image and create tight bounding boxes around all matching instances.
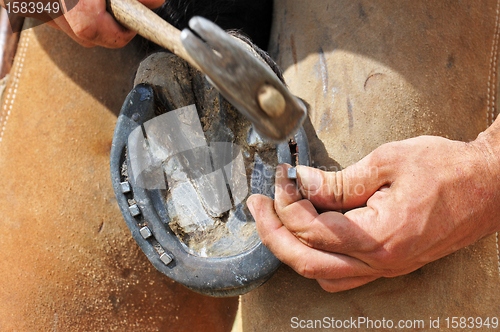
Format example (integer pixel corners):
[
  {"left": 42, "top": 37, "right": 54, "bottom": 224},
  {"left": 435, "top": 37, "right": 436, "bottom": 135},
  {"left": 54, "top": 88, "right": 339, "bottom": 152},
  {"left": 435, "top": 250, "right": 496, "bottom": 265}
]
[
  {"left": 27, "top": 0, "right": 163, "bottom": 48},
  {"left": 247, "top": 133, "right": 500, "bottom": 292}
]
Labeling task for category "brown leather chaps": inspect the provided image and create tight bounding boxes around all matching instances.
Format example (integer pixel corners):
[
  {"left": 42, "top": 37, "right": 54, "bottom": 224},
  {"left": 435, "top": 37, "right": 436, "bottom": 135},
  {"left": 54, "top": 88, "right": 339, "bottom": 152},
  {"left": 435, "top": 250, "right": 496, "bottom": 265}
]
[
  {"left": 0, "top": 20, "right": 237, "bottom": 331},
  {"left": 242, "top": 1, "right": 500, "bottom": 331}
]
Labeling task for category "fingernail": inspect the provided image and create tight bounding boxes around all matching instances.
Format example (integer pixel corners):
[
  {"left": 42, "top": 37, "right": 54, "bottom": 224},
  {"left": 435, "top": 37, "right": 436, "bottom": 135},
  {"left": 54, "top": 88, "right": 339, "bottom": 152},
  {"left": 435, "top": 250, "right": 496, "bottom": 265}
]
[
  {"left": 296, "top": 166, "right": 323, "bottom": 193},
  {"left": 246, "top": 198, "right": 255, "bottom": 214}
]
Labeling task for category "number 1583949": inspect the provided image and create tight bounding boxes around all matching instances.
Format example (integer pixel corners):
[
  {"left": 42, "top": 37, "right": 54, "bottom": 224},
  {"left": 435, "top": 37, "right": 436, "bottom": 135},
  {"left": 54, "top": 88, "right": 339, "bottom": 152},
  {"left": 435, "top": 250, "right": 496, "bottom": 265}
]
[
  {"left": 445, "top": 317, "right": 498, "bottom": 329},
  {"left": 5, "top": 1, "right": 60, "bottom": 14}
]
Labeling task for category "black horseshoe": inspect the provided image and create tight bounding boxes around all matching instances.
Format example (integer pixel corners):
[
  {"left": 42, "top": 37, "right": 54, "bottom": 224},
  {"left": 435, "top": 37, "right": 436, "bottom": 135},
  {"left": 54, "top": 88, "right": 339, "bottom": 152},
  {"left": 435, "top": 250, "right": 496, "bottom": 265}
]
[{"left": 110, "top": 83, "right": 310, "bottom": 297}]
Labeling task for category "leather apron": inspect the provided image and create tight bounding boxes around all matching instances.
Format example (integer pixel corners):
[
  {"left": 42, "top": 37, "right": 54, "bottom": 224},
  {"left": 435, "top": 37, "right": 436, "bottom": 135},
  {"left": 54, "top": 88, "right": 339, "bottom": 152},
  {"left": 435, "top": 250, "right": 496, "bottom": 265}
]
[
  {"left": 242, "top": 1, "right": 500, "bottom": 330},
  {"left": 0, "top": 20, "right": 238, "bottom": 331}
]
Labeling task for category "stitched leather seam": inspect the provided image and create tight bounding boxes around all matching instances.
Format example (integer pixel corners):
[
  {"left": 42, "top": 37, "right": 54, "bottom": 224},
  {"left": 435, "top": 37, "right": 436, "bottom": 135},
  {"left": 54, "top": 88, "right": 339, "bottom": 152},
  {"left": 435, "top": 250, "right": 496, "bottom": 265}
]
[
  {"left": 487, "top": 1, "right": 500, "bottom": 127},
  {"left": 496, "top": 233, "right": 500, "bottom": 276},
  {"left": 489, "top": 0, "right": 500, "bottom": 278},
  {"left": 0, "top": 20, "right": 31, "bottom": 146}
]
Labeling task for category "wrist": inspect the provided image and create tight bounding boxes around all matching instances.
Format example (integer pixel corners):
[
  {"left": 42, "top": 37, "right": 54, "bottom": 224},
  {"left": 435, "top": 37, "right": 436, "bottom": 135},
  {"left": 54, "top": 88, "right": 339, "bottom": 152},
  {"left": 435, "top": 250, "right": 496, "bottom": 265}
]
[
  {"left": 472, "top": 120, "right": 500, "bottom": 171},
  {"left": 470, "top": 125, "right": 500, "bottom": 234}
]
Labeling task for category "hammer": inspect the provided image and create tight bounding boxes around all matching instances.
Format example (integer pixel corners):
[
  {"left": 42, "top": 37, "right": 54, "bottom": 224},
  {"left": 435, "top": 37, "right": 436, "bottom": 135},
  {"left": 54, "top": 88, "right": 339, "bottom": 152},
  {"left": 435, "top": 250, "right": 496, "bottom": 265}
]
[{"left": 107, "top": 0, "right": 307, "bottom": 142}]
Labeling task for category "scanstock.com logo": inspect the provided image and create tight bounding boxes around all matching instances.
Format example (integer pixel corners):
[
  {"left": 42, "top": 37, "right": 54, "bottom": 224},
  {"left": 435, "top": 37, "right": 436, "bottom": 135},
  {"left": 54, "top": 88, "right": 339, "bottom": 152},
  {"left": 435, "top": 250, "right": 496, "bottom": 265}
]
[{"left": 128, "top": 105, "right": 249, "bottom": 230}]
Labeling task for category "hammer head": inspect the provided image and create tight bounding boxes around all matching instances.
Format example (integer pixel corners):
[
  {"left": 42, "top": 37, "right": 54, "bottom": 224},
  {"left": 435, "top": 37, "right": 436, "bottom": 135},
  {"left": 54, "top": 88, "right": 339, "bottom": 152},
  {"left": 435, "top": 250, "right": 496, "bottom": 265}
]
[{"left": 180, "top": 16, "right": 307, "bottom": 143}]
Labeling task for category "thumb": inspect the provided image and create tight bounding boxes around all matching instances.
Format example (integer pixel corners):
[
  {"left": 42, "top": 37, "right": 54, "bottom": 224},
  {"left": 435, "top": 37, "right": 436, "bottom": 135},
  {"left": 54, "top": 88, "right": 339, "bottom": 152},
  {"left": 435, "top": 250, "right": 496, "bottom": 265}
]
[{"left": 296, "top": 157, "right": 389, "bottom": 210}]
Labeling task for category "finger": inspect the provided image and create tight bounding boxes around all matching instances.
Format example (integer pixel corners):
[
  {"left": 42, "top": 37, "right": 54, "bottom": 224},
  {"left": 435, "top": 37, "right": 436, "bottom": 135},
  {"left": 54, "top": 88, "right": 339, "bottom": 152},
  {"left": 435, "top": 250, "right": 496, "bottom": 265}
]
[
  {"left": 296, "top": 151, "right": 392, "bottom": 211},
  {"left": 275, "top": 164, "right": 382, "bottom": 254},
  {"left": 62, "top": 0, "right": 136, "bottom": 48},
  {"left": 274, "top": 163, "right": 323, "bottom": 246},
  {"left": 247, "top": 194, "right": 374, "bottom": 279},
  {"left": 276, "top": 199, "right": 318, "bottom": 239},
  {"left": 274, "top": 163, "right": 303, "bottom": 211},
  {"left": 69, "top": 12, "right": 136, "bottom": 48},
  {"left": 138, "top": 0, "right": 165, "bottom": 9},
  {"left": 317, "top": 275, "right": 379, "bottom": 293},
  {"left": 51, "top": 15, "right": 96, "bottom": 48},
  {"left": 278, "top": 203, "right": 380, "bottom": 254},
  {"left": 46, "top": 20, "right": 61, "bottom": 31}
]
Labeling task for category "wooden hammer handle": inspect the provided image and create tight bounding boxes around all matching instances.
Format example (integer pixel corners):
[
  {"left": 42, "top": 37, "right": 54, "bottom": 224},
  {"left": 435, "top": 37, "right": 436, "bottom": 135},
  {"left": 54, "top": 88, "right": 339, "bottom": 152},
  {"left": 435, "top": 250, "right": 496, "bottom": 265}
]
[{"left": 107, "top": 0, "right": 200, "bottom": 71}]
